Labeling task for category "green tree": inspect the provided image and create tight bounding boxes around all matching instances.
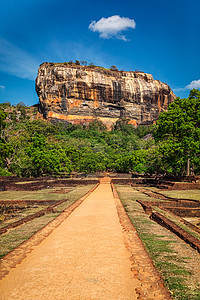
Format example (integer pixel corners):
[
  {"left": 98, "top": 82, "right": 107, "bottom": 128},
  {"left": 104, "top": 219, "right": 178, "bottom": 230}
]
[
  {"left": 88, "top": 119, "right": 107, "bottom": 132},
  {"left": 0, "top": 110, "right": 8, "bottom": 168},
  {"left": 0, "top": 109, "right": 7, "bottom": 137},
  {"left": 79, "top": 149, "right": 106, "bottom": 173},
  {"left": 154, "top": 89, "right": 200, "bottom": 175},
  {"left": 128, "top": 149, "right": 148, "bottom": 174},
  {"left": 22, "top": 135, "right": 73, "bottom": 177}
]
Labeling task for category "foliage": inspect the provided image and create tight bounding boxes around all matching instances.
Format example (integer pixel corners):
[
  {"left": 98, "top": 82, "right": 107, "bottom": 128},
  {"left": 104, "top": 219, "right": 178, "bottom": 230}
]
[
  {"left": 0, "top": 109, "right": 7, "bottom": 134},
  {"left": 154, "top": 89, "right": 200, "bottom": 175},
  {"left": 0, "top": 101, "right": 11, "bottom": 109},
  {"left": 0, "top": 111, "right": 155, "bottom": 176},
  {"left": 0, "top": 109, "right": 8, "bottom": 169},
  {"left": 0, "top": 168, "right": 12, "bottom": 176}
]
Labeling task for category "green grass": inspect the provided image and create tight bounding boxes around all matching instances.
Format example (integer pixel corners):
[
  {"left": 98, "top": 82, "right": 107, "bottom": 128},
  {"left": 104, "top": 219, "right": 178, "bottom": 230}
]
[
  {"left": 116, "top": 184, "right": 200, "bottom": 300},
  {"left": 161, "top": 190, "right": 200, "bottom": 201},
  {"left": 143, "top": 186, "right": 164, "bottom": 192},
  {"left": 0, "top": 188, "right": 71, "bottom": 201},
  {"left": 0, "top": 212, "right": 57, "bottom": 258},
  {"left": 117, "top": 185, "right": 163, "bottom": 202},
  {"left": 0, "top": 204, "right": 48, "bottom": 228}
]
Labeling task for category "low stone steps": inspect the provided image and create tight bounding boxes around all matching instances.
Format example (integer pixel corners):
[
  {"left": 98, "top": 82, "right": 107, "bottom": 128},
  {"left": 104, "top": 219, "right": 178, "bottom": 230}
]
[{"left": 99, "top": 177, "right": 111, "bottom": 184}]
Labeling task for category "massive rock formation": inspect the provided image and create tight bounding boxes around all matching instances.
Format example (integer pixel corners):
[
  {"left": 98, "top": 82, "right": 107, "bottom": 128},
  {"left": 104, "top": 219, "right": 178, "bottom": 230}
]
[{"left": 35, "top": 62, "right": 176, "bottom": 127}]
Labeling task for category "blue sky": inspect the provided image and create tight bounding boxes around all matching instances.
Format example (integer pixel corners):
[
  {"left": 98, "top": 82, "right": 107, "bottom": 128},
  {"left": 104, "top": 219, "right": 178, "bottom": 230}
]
[{"left": 0, "top": 0, "right": 199, "bottom": 106}]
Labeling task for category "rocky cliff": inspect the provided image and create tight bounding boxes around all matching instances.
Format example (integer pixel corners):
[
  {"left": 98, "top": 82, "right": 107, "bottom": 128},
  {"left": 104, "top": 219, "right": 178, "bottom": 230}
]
[{"left": 35, "top": 62, "right": 176, "bottom": 127}]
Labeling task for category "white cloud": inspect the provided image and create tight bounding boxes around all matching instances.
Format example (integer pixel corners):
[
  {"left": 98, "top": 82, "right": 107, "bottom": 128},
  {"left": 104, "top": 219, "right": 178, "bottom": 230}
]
[
  {"left": 0, "top": 37, "right": 40, "bottom": 80},
  {"left": 0, "top": 85, "right": 5, "bottom": 89},
  {"left": 89, "top": 15, "right": 136, "bottom": 40},
  {"left": 186, "top": 79, "right": 200, "bottom": 89},
  {"left": 174, "top": 79, "right": 200, "bottom": 92}
]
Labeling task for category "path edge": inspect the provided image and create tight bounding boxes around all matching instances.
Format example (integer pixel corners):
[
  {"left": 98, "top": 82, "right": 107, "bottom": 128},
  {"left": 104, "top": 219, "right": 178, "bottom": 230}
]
[{"left": 111, "top": 182, "right": 172, "bottom": 300}]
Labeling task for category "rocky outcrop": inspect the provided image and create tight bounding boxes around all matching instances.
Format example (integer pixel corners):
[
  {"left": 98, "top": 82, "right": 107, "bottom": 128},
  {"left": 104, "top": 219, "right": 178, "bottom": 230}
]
[{"left": 35, "top": 62, "right": 176, "bottom": 126}]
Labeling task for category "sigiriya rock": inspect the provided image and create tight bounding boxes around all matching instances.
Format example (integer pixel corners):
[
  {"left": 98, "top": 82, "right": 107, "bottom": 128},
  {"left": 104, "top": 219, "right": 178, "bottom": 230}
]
[{"left": 35, "top": 62, "right": 176, "bottom": 127}]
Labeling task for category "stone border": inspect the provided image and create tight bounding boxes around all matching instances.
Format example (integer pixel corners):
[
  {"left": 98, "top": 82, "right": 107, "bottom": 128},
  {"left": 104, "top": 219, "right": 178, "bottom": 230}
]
[
  {"left": 136, "top": 199, "right": 200, "bottom": 252},
  {"left": 110, "top": 178, "right": 200, "bottom": 190},
  {"left": 136, "top": 198, "right": 200, "bottom": 210},
  {"left": 162, "top": 182, "right": 200, "bottom": 190},
  {"left": 181, "top": 218, "right": 200, "bottom": 234},
  {"left": 150, "top": 212, "right": 200, "bottom": 253},
  {"left": 0, "top": 183, "right": 99, "bottom": 280},
  {"left": 0, "top": 199, "right": 68, "bottom": 235},
  {"left": 136, "top": 200, "right": 153, "bottom": 214},
  {"left": 3, "top": 179, "right": 99, "bottom": 191},
  {"left": 111, "top": 183, "right": 172, "bottom": 300},
  {"left": 111, "top": 178, "right": 146, "bottom": 185},
  {"left": 0, "top": 200, "right": 56, "bottom": 205},
  {"left": 136, "top": 187, "right": 200, "bottom": 203},
  {"left": 136, "top": 199, "right": 200, "bottom": 234},
  {"left": 163, "top": 207, "right": 200, "bottom": 217}
]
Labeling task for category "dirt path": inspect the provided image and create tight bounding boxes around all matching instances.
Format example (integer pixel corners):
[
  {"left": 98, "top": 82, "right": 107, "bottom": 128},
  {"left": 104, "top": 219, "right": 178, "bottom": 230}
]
[{"left": 0, "top": 182, "right": 141, "bottom": 299}]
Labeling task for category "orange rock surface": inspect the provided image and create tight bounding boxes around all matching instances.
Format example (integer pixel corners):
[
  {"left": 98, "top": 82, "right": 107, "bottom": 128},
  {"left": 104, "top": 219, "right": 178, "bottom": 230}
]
[{"left": 36, "top": 63, "right": 176, "bottom": 127}]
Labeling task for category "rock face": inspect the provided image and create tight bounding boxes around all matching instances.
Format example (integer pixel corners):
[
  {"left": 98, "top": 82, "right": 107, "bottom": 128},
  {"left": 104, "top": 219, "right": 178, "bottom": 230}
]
[{"left": 35, "top": 62, "right": 176, "bottom": 126}]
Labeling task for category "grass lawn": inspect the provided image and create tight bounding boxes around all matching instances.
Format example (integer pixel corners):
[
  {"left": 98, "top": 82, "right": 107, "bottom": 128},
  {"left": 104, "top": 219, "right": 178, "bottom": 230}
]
[
  {"left": 120, "top": 187, "right": 163, "bottom": 202},
  {"left": 0, "top": 204, "right": 48, "bottom": 228},
  {"left": 161, "top": 190, "right": 200, "bottom": 201},
  {"left": 0, "top": 188, "right": 72, "bottom": 201}
]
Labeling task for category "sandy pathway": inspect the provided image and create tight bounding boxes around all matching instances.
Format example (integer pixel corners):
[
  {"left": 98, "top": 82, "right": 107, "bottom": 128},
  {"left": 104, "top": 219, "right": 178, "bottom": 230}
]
[{"left": 0, "top": 183, "right": 140, "bottom": 299}]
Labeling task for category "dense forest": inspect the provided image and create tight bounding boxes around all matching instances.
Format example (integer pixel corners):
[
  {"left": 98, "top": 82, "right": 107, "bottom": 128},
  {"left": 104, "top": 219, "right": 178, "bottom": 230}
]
[{"left": 0, "top": 89, "right": 199, "bottom": 177}]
